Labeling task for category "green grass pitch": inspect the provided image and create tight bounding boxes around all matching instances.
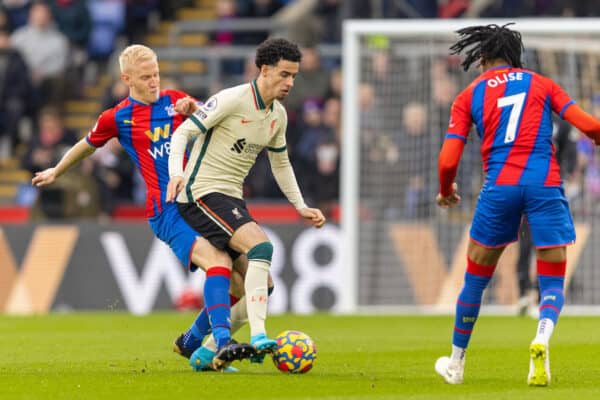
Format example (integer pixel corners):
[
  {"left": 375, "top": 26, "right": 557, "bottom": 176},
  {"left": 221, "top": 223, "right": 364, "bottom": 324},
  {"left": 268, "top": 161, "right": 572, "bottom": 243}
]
[{"left": 1, "top": 313, "right": 600, "bottom": 399}]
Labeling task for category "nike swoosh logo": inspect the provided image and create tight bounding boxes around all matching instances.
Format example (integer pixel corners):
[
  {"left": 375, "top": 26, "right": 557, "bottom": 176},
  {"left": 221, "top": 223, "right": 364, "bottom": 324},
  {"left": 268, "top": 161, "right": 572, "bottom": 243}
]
[{"left": 241, "top": 119, "right": 252, "bottom": 124}]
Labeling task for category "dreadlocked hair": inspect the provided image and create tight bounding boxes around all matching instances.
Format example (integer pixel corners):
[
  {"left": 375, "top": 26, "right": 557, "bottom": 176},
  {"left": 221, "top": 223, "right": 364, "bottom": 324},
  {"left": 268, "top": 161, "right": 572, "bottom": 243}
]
[{"left": 450, "top": 23, "right": 524, "bottom": 71}]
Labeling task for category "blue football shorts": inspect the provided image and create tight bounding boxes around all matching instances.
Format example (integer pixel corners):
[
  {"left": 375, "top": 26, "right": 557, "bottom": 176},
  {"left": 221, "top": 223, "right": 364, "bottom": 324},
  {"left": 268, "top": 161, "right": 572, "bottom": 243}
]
[
  {"left": 148, "top": 201, "right": 200, "bottom": 271},
  {"left": 470, "top": 184, "right": 576, "bottom": 249}
]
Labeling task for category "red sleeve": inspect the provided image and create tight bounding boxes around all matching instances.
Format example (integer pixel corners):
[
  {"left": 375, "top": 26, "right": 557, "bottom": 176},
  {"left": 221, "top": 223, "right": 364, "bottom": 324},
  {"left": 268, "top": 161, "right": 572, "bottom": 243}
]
[
  {"left": 446, "top": 89, "right": 472, "bottom": 140},
  {"left": 86, "top": 109, "right": 118, "bottom": 148},
  {"left": 438, "top": 89, "right": 471, "bottom": 196},
  {"left": 547, "top": 77, "right": 574, "bottom": 118},
  {"left": 563, "top": 104, "right": 600, "bottom": 143},
  {"left": 438, "top": 138, "right": 466, "bottom": 197}
]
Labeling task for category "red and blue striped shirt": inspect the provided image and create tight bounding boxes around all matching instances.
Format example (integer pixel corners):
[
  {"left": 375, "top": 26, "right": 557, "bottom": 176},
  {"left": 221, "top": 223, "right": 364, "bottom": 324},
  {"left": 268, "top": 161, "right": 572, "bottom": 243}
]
[
  {"left": 446, "top": 66, "right": 574, "bottom": 187},
  {"left": 86, "top": 90, "right": 188, "bottom": 217}
]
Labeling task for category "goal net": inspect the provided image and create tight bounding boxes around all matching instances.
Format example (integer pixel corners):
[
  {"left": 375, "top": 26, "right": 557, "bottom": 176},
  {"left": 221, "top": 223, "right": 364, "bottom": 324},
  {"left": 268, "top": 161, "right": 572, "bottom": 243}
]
[{"left": 341, "top": 18, "right": 600, "bottom": 313}]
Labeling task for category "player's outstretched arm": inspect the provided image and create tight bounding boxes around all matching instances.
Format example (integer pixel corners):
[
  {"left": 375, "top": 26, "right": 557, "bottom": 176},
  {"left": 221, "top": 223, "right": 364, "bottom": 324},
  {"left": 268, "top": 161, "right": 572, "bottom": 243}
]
[
  {"left": 563, "top": 104, "right": 600, "bottom": 145},
  {"left": 31, "top": 139, "right": 96, "bottom": 187}
]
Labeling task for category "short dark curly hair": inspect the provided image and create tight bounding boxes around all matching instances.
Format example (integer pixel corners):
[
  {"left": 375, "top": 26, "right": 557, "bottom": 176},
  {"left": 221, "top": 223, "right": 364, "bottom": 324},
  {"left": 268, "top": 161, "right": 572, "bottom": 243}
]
[{"left": 255, "top": 38, "right": 302, "bottom": 69}]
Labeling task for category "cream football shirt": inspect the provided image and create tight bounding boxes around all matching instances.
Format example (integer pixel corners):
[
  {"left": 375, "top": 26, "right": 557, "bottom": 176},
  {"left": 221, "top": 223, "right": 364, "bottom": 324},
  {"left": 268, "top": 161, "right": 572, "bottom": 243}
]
[{"left": 169, "top": 80, "right": 307, "bottom": 210}]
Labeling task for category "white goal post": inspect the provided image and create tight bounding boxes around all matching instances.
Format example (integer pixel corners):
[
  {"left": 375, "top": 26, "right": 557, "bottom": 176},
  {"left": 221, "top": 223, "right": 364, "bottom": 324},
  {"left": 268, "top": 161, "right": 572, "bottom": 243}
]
[{"left": 341, "top": 18, "right": 600, "bottom": 314}]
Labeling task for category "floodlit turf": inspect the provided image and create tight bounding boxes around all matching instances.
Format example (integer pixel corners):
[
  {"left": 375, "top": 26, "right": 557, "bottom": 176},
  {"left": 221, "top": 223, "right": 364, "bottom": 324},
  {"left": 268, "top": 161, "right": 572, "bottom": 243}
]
[{"left": 1, "top": 314, "right": 600, "bottom": 399}]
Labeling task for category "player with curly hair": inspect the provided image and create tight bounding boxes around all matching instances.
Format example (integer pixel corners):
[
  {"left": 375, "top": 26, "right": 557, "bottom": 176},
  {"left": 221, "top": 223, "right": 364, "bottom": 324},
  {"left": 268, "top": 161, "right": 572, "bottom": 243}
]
[
  {"left": 434, "top": 23, "right": 600, "bottom": 386},
  {"left": 167, "top": 38, "right": 326, "bottom": 368}
]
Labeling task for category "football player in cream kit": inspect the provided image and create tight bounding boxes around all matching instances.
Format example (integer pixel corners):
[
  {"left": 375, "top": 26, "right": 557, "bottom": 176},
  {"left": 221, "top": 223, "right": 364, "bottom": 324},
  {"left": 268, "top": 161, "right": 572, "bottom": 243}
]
[{"left": 167, "top": 38, "right": 326, "bottom": 366}]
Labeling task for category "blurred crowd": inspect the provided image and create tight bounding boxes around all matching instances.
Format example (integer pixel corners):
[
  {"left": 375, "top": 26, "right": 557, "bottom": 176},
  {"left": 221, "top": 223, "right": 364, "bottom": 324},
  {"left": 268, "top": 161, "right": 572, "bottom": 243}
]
[{"left": 1, "top": 0, "right": 600, "bottom": 220}]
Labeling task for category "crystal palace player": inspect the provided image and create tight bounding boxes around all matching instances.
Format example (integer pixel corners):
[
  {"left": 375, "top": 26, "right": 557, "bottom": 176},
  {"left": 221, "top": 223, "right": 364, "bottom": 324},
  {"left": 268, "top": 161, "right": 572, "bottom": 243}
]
[
  {"left": 434, "top": 24, "right": 600, "bottom": 386},
  {"left": 31, "top": 45, "right": 256, "bottom": 370}
]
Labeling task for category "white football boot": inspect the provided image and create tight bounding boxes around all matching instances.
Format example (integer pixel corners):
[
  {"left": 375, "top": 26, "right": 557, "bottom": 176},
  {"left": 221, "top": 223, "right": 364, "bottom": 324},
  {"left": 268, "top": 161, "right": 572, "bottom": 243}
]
[
  {"left": 435, "top": 356, "right": 465, "bottom": 384},
  {"left": 528, "top": 342, "right": 551, "bottom": 386}
]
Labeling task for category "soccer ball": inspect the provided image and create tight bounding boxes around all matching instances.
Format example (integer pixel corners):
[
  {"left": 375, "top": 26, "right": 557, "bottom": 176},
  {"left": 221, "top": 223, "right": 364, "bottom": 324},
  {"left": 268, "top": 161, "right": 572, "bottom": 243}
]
[{"left": 271, "top": 330, "right": 317, "bottom": 374}]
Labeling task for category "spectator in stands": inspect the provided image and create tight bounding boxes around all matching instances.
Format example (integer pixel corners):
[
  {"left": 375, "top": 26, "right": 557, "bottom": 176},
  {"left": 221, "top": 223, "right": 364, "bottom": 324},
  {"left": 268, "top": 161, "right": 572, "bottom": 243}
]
[
  {"left": 358, "top": 82, "right": 401, "bottom": 217},
  {"left": 86, "top": 0, "right": 125, "bottom": 61},
  {"left": 22, "top": 106, "right": 78, "bottom": 174},
  {"left": 315, "top": 0, "right": 342, "bottom": 43},
  {"left": 10, "top": 1, "right": 69, "bottom": 107},
  {"left": 213, "top": 0, "right": 246, "bottom": 75},
  {"left": 48, "top": 0, "right": 91, "bottom": 98},
  {"left": 369, "top": 49, "right": 406, "bottom": 136},
  {"left": 214, "top": 0, "right": 237, "bottom": 45},
  {"left": 48, "top": 0, "right": 91, "bottom": 48},
  {"left": 125, "top": 0, "right": 160, "bottom": 43},
  {"left": 284, "top": 47, "right": 330, "bottom": 114},
  {"left": 294, "top": 99, "right": 335, "bottom": 181},
  {"left": 303, "top": 136, "right": 340, "bottom": 218},
  {"left": 326, "top": 67, "right": 342, "bottom": 99},
  {"left": 359, "top": 82, "right": 384, "bottom": 147},
  {"left": 322, "top": 97, "right": 341, "bottom": 144},
  {"left": 235, "top": 0, "right": 283, "bottom": 44},
  {"left": 396, "top": 102, "right": 433, "bottom": 219},
  {"left": 430, "top": 59, "right": 459, "bottom": 138},
  {"left": 0, "top": 28, "right": 32, "bottom": 159}
]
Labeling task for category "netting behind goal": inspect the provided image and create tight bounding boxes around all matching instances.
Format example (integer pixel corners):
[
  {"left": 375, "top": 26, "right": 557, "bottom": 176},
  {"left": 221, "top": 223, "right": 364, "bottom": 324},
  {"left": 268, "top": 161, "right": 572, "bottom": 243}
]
[{"left": 341, "top": 19, "right": 600, "bottom": 312}]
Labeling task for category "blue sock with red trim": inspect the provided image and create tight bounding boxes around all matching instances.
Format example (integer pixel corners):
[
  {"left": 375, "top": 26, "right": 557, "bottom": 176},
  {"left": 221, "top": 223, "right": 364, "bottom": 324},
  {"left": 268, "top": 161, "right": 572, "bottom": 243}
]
[
  {"left": 183, "top": 309, "right": 210, "bottom": 352},
  {"left": 203, "top": 266, "right": 232, "bottom": 349},
  {"left": 183, "top": 294, "right": 240, "bottom": 352},
  {"left": 535, "top": 259, "right": 565, "bottom": 343},
  {"left": 452, "top": 257, "right": 495, "bottom": 350}
]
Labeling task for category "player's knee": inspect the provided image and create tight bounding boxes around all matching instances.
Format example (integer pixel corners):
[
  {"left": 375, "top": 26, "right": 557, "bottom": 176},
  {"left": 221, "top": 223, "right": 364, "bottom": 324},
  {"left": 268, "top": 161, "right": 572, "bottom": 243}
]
[
  {"left": 247, "top": 241, "right": 273, "bottom": 263},
  {"left": 536, "top": 247, "right": 566, "bottom": 264},
  {"left": 192, "top": 239, "right": 232, "bottom": 270}
]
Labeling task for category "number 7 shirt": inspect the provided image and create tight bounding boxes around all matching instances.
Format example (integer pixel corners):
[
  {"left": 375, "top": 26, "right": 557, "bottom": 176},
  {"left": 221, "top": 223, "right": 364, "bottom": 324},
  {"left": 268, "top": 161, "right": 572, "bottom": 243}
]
[{"left": 443, "top": 65, "right": 574, "bottom": 190}]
